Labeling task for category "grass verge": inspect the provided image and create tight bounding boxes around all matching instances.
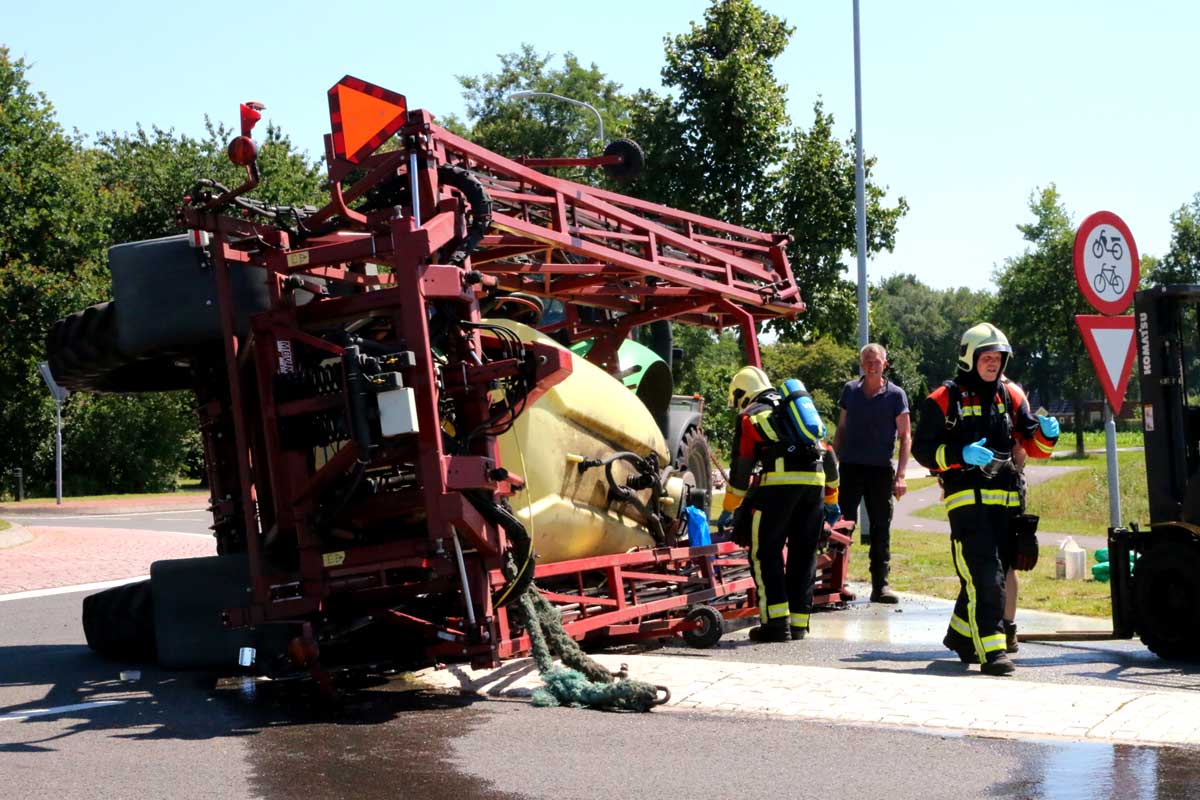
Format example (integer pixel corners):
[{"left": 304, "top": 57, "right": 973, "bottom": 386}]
[
  {"left": 849, "top": 528, "right": 1112, "bottom": 617},
  {"left": 0, "top": 519, "right": 9, "bottom": 533},
  {"left": 911, "top": 451, "right": 1147, "bottom": 537}
]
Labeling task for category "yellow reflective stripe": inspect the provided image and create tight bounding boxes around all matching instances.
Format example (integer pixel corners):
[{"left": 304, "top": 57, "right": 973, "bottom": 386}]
[
  {"left": 825, "top": 477, "right": 840, "bottom": 489},
  {"left": 962, "top": 406, "right": 982, "bottom": 417},
  {"left": 981, "top": 634, "right": 1007, "bottom": 652},
  {"left": 761, "top": 472, "right": 824, "bottom": 487},
  {"left": 1030, "top": 434, "right": 1054, "bottom": 455},
  {"left": 751, "top": 410, "right": 778, "bottom": 441},
  {"left": 767, "top": 602, "right": 789, "bottom": 620},
  {"left": 775, "top": 456, "right": 785, "bottom": 473},
  {"left": 978, "top": 489, "right": 1021, "bottom": 507},
  {"left": 949, "top": 614, "right": 972, "bottom": 638},
  {"left": 935, "top": 444, "right": 949, "bottom": 471},
  {"left": 790, "top": 613, "right": 810, "bottom": 627},
  {"left": 952, "top": 539, "right": 986, "bottom": 663},
  {"left": 996, "top": 401, "right": 1007, "bottom": 413},
  {"left": 751, "top": 509, "right": 768, "bottom": 622},
  {"left": 944, "top": 490, "right": 975, "bottom": 511},
  {"left": 728, "top": 485, "right": 746, "bottom": 498}
]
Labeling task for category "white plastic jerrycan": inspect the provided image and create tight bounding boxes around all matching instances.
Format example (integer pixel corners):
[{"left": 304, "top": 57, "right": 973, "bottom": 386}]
[{"left": 1056, "top": 536, "right": 1087, "bottom": 580}]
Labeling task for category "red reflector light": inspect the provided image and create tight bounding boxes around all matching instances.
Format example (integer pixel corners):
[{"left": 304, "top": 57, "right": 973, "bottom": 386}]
[{"left": 227, "top": 135, "right": 257, "bottom": 166}]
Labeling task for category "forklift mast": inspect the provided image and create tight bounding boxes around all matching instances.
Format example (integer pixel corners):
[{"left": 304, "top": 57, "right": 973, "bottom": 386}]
[{"left": 1134, "top": 284, "right": 1200, "bottom": 525}]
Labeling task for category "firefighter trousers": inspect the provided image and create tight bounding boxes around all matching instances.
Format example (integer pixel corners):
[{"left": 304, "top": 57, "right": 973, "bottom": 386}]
[
  {"left": 739, "top": 484, "right": 824, "bottom": 630},
  {"left": 946, "top": 495, "right": 1010, "bottom": 664}
]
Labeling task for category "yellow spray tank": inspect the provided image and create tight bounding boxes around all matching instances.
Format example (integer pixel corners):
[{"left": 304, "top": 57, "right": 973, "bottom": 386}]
[{"left": 492, "top": 321, "right": 692, "bottom": 564}]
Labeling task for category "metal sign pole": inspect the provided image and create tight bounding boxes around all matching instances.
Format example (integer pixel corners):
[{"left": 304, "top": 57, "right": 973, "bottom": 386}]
[
  {"left": 1104, "top": 401, "right": 1121, "bottom": 528},
  {"left": 55, "top": 398, "right": 64, "bottom": 505}
]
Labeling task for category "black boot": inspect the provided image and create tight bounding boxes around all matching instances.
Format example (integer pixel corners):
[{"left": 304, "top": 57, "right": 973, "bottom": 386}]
[
  {"left": 981, "top": 652, "right": 1016, "bottom": 676},
  {"left": 1004, "top": 621, "right": 1019, "bottom": 653},
  {"left": 870, "top": 564, "right": 898, "bottom": 604},
  {"left": 748, "top": 623, "right": 789, "bottom": 643},
  {"left": 790, "top": 626, "right": 808, "bottom": 640},
  {"left": 942, "top": 630, "right": 976, "bottom": 664}
]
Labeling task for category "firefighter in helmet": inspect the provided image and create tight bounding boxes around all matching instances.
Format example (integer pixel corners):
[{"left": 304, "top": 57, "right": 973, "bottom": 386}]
[
  {"left": 912, "top": 323, "right": 1059, "bottom": 676},
  {"left": 718, "top": 366, "right": 840, "bottom": 642}
]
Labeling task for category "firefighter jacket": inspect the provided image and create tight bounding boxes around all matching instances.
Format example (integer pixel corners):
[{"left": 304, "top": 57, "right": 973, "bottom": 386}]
[
  {"left": 912, "top": 376, "right": 1057, "bottom": 509},
  {"left": 723, "top": 390, "right": 840, "bottom": 512}
]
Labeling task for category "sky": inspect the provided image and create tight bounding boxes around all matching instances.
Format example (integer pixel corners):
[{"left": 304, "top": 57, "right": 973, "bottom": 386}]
[{"left": 8, "top": 0, "right": 1200, "bottom": 294}]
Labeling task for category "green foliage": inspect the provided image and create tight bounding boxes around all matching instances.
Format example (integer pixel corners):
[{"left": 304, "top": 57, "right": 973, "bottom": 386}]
[
  {"left": 454, "top": 44, "right": 633, "bottom": 183},
  {"left": 869, "top": 274, "right": 991, "bottom": 410},
  {"left": 671, "top": 324, "right": 743, "bottom": 456},
  {"left": 1147, "top": 193, "right": 1200, "bottom": 285},
  {"left": 0, "top": 49, "right": 111, "bottom": 272},
  {"left": 760, "top": 338, "right": 857, "bottom": 424},
  {"left": 61, "top": 393, "right": 199, "bottom": 494}
]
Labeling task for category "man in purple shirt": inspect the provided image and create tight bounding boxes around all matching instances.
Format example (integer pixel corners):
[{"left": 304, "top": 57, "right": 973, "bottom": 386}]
[{"left": 832, "top": 343, "right": 911, "bottom": 604}]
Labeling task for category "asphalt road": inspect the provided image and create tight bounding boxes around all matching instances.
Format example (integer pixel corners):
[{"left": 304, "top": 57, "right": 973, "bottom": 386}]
[
  {"left": 5, "top": 505, "right": 1200, "bottom": 798},
  {"left": 5, "top": 587, "right": 1200, "bottom": 800},
  {"left": 4, "top": 508, "right": 213, "bottom": 535}
]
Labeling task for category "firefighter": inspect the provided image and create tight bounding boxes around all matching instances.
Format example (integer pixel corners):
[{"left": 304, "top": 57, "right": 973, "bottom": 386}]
[
  {"left": 717, "top": 366, "right": 839, "bottom": 642},
  {"left": 912, "top": 323, "right": 1058, "bottom": 676}
]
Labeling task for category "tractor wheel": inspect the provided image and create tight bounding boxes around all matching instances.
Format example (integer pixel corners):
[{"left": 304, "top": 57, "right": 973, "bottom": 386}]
[
  {"left": 602, "top": 138, "right": 645, "bottom": 181},
  {"left": 46, "top": 302, "right": 192, "bottom": 393},
  {"left": 676, "top": 426, "right": 713, "bottom": 523},
  {"left": 682, "top": 605, "right": 724, "bottom": 649},
  {"left": 82, "top": 580, "right": 157, "bottom": 662},
  {"left": 1132, "top": 537, "right": 1200, "bottom": 661}
]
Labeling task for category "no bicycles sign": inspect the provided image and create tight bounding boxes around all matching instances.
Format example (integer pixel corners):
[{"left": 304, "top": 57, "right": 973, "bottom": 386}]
[{"left": 1073, "top": 210, "right": 1139, "bottom": 315}]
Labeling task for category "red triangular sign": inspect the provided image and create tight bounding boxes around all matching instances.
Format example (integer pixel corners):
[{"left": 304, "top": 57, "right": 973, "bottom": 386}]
[
  {"left": 327, "top": 77, "right": 407, "bottom": 164},
  {"left": 1076, "top": 315, "right": 1136, "bottom": 414}
]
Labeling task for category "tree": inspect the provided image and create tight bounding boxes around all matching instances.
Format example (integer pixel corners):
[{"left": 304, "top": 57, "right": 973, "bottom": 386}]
[
  {"left": 1146, "top": 193, "right": 1200, "bottom": 285},
  {"left": 769, "top": 102, "right": 908, "bottom": 341},
  {"left": 630, "top": 0, "right": 793, "bottom": 229},
  {"left": 870, "top": 274, "right": 991, "bottom": 408},
  {"left": 992, "top": 185, "right": 1094, "bottom": 455}
]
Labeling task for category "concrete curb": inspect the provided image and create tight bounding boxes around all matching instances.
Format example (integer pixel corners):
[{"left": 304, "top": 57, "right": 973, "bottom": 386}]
[
  {"left": 0, "top": 519, "right": 33, "bottom": 549},
  {"left": 0, "top": 494, "right": 209, "bottom": 517}
]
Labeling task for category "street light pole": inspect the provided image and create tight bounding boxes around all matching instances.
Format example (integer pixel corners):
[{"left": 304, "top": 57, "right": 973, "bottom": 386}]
[
  {"left": 852, "top": 0, "right": 869, "bottom": 350},
  {"left": 508, "top": 90, "right": 605, "bottom": 148}
]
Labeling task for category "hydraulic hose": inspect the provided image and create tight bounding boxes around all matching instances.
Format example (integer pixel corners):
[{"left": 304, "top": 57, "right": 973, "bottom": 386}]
[{"left": 436, "top": 164, "right": 492, "bottom": 265}]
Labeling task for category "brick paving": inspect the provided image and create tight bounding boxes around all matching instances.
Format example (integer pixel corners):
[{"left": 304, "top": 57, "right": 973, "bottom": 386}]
[
  {"left": 421, "top": 652, "right": 1200, "bottom": 748},
  {"left": 0, "top": 525, "right": 215, "bottom": 594}
]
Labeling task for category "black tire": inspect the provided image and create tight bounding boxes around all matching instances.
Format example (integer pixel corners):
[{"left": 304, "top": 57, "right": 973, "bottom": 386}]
[
  {"left": 677, "top": 426, "right": 713, "bottom": 523},
  {"left": 682, "top": 605, "right": 724, "bottom": 649},
  {"left": 82, "top": 580, "right": 157, "bottom": 662},
  {"left": 46, "top": 302, "right": 193, "bottom": 393},
  {"left": 1133, "top": 537, "right": 1200, "bottom": 661},
  {"left": 602, "top": 138, "right": 645, "bottom": 181}
]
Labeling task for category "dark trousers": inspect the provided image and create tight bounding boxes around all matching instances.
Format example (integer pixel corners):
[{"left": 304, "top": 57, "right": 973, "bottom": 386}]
[
  {"left": 736, "top": 484, "right": 824, "bottom": 628},
  {"left": 946, "top": 498, "right": 1009, "bottom": 664},
  {"left": 838, "top": 462, "right": 894, "bottom": 581}
]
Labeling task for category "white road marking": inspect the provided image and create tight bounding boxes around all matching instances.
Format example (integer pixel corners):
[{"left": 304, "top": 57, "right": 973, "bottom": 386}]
[
  {"left": 11, "top": 509, "right": 206, "bottom": 520},
  {"left": 0, "top": 700, "right": 125, "bottom": 721},
  {"left": 0, "top": 576, "right": 149, "bottom": 603}
]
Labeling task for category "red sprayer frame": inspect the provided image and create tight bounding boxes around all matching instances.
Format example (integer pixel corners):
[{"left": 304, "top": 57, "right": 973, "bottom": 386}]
[{"left": 178, "top": 76, "right": 810, "bottom": 670}]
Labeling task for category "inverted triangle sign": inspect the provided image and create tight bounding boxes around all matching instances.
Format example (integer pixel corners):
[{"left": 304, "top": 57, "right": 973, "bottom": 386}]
[
  {"left": 327, "top": 76, "right": 407, "bottom": 164},
  {"left": 1075, "top": 315, "right": 1136, "bottom": 414}
]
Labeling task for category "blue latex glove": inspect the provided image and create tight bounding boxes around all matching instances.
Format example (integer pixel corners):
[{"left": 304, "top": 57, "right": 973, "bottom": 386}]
[
  {"left": 963, "top": 437, "right": 994, "bottom": 467},
  {"left": 1038, "top": 414, "right": 1060, "bottom": 438},
  {"left": 716, "top": 510, "right": 734, "bottom": 530},
  {"left": 823, "top": 503, "right": 841, "bottom": 525}
]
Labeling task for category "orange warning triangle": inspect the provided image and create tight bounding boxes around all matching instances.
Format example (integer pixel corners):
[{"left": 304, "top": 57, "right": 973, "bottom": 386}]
[{"left": 330, "top": 79, "right": 407, "bottom": 162}]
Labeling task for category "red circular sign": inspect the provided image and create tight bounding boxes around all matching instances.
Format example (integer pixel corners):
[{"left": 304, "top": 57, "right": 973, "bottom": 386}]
[{"left": 1073, "top": 210, "right": 1139, "bottom": 314}]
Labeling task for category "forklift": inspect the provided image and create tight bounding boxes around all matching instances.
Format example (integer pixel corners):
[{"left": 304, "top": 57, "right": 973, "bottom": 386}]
[{"left": 1109, "top": 284, "right": 1200, "bottom": 660}]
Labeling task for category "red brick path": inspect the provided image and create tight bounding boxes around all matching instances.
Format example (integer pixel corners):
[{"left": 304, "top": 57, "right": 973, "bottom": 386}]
[{"left": 0, "top": 526, "right": 216, "bottom": 594}]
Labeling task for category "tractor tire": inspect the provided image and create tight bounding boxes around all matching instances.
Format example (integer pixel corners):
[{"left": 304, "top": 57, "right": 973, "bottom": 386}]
[
  {"left": 1132, "top": 537, "right": 1200, "bottom": 661},
  {"left": 46, "top": 302, "right": 193, "bottom": 394},
  {"left": 82, "top": 580, "right": 157, "bottom": 662},
  {"left": 676, "top": 426, "right": 713, "bottom": 521}
]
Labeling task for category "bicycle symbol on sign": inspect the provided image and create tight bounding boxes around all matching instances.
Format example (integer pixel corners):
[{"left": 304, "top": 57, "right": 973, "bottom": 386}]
[
  {"left": 1093, "top": 262, "right": 1125, "bottom": 295},
  {"left": 1092, "top": 228, "right": 1124, "bottom": 261}
]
